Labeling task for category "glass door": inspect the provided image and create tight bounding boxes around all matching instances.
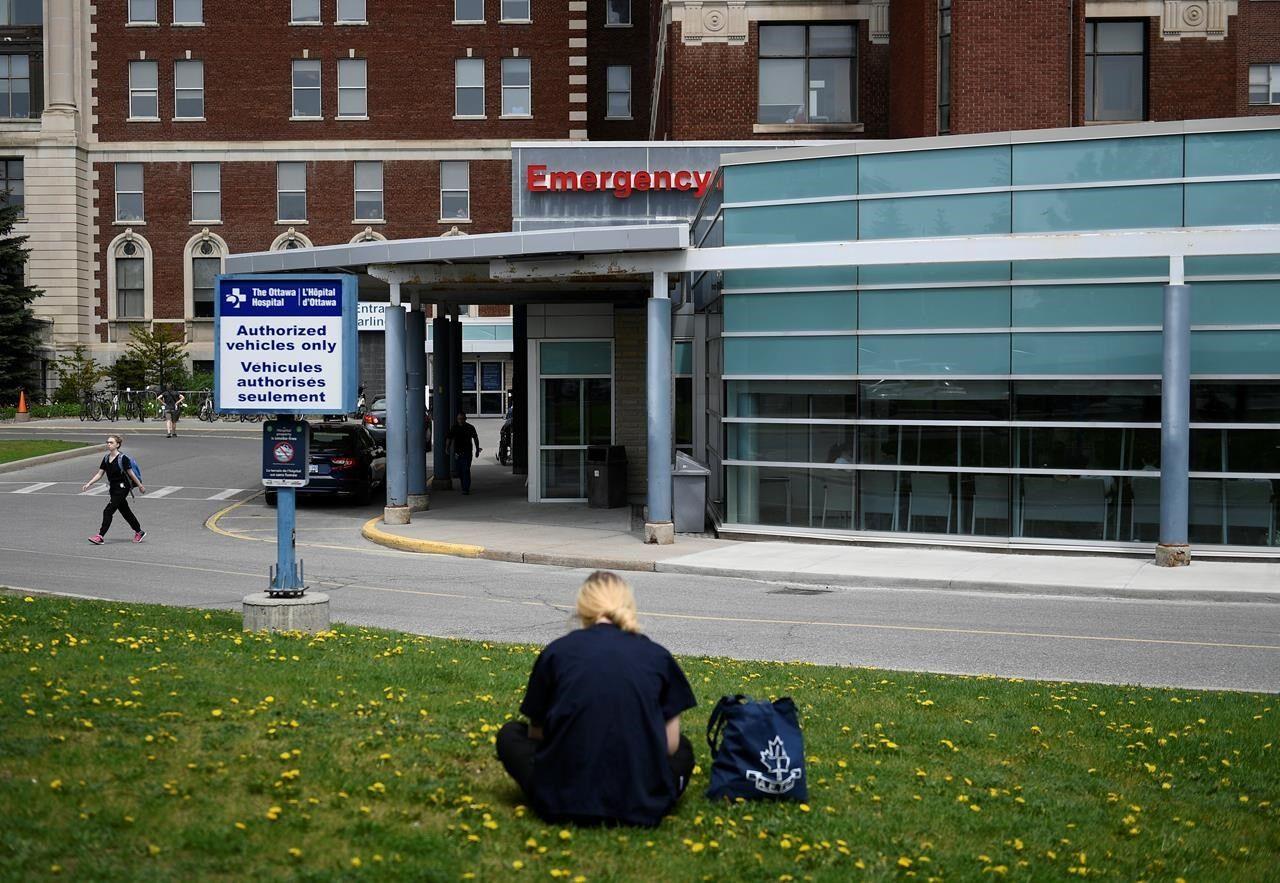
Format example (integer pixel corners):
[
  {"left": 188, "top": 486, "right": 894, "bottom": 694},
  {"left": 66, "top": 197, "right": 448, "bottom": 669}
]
[
  {"left": 537, "top": 341, "right": 612, "bottom": 500},
  {"left": 480, "top": 360, "right": 506, "bottom": 415}
]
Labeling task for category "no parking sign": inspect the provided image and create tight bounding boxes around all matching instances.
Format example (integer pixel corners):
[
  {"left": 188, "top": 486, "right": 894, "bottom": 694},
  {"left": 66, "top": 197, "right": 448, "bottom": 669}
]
[{"left": 262, "top": 417, "right": 311, "bottom": 487}]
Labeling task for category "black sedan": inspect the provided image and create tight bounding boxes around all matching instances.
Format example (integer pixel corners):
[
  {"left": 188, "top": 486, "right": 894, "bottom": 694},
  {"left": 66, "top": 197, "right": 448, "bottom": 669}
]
[
  {"left": 265, "top": 423, "right": 386, "bottom": 506},
  {"left": 363, "top": 396, "right": 431, "bottom": 449}
]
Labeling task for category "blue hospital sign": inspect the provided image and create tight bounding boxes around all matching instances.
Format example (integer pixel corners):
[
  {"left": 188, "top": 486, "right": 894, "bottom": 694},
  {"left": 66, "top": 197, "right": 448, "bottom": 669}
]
[{"left": 215, "top": 274, "right": 358, "bottom": 414}]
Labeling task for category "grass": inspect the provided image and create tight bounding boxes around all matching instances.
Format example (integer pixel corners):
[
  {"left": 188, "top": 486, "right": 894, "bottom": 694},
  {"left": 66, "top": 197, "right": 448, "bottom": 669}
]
[
  {"left": 0, "top": 593, "right": 1275, "bottom": 882},
  {"left": 0, "top": 439, "right": 87, "bottom": 465}
]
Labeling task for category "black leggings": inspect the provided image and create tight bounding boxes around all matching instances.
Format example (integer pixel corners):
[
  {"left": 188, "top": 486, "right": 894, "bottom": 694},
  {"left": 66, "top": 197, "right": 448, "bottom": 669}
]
[
  {"left": 495, "top": 721, "right": 695, "bottom": 815},
  {"left": 100, "top": 489, "right": 141, "bottom": 536}
]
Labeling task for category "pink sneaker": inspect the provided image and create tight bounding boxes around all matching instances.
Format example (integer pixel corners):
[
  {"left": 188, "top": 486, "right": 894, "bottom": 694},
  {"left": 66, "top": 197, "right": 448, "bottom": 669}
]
[
  {"left": 88, "top": 535, "right": 104, "bottom": 545},
  {"left": 133, "top": 530, "right": 147, "bottom": 543}
]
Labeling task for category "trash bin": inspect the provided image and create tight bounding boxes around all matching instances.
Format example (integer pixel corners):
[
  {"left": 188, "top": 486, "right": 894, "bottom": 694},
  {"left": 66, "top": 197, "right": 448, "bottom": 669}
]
[
  {"left": 587, "top": 445, "right": 628, "bottom": 508},
  {"left": 673, "top": 452, "right": 710, "bottom": 532}
]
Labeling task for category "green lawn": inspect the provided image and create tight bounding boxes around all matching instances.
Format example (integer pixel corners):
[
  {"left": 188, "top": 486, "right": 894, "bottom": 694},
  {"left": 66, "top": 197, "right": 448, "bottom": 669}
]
[
  {"left": 0, "top": 593, "right": 1275, "bottom": 881},
  {"left": 0, "top": 439, "right": 87, "bottom": 465}
]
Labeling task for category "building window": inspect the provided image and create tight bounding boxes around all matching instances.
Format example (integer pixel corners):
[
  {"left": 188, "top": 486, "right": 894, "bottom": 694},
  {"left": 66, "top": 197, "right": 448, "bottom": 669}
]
[
  {"left": 191, "top": 162, "right": 219, "bottom": 222},
  {"left": 337, "top": 58, "right": 367, "bottom": 117},
  {"left": 606, "top": 0, "right": 630, "bottom": 26},
  {"left": 1085, "top": 20, "right": 1146, "bottom": 122},
  {"left": 354, "top": 160, "right": 383, "bottom": 220},
  {"left": 455, "top": 58, "right": 484, "bottom": 117},
  {"left": 129, "top": 61, "right": 159, "bottom": 119},
  {"left": 0, "top": 0, "right": 41, "bottom": 25},
  {"left": 0, "top": 55, "right": 31, "bottom": 119},
  {"left": 757, "top": 24, "right": 856, "bottom": 124},
  {"left": 174, "top": 60, "right": 204, "bottom": 119},
  {"left": 674, "top": 340, "right": 694, "bottom": 454},
  {"left": 440, "top": 160, "right": 469, "bottom": 220},
  {"left": 501, "top": 57, "right": 530, "bottom": 116},
  {"left": 291, "top": 0, "right": 320, "bottom": 24},
  {"left": 455, "top": 0, "right": 483, "bottom": 22},
  {"left": 501, "top": 0, "right": 529, "bottom": 21},
  {"left": 337, "top": 0, "right": 366, "bottom": 22},
  {"left": 116, "top": 251, "right": 145, "bottom": 318},
  {"left": 271, "top": 228, "right": 313, "bottom": 251},
  {"left": 173, "top": 0, "right": 203, "bottom": 25},
  {"left": 127, "top": 0, "right": 157, "bottom": 24},
  {"left": 1249, "top": 64, "right": 1280, "bottom": 105},
  {"left": 938, "top": 0, "right": 951, "bottom": 133},
  {"left": 187, "top": 233, "right": 223, "bottom": 319},
  {"left": 606, "top": 65, "right": 630, "bottom": 118},
  {"left": 292, "top": 59, "right": 322, "bottom": 118},
  {"left": 277, "top": 162, "right": 307, "bottom": 221},
  {"left": 115, "top": 163, "right": 144, "bottom": 223},
  {"left": 0, "top": 158, "right": 23, "bottom": 214}
]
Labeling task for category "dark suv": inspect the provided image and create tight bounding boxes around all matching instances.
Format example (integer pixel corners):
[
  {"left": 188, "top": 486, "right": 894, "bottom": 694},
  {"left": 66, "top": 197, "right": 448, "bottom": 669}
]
[{"left": 265, "top": 423, "right": 386, "bottom": 506}]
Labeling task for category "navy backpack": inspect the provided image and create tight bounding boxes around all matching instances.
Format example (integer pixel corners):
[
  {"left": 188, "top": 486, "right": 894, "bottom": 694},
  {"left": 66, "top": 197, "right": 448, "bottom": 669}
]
[{"left": 705, "top": 694, "right": 808, "bottom": 802}]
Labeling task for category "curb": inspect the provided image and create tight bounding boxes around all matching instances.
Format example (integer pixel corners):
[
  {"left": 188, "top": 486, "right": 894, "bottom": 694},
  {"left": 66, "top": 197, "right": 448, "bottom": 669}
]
[
  {"left": 360, "top": 517, "right": 485, "bottom": 558},
  {"left": 0, "top": 443, "right": 106, "bottom": 475}
]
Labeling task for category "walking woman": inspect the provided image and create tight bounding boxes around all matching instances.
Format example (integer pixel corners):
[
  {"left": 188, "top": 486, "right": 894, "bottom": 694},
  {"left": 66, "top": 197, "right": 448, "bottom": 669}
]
[
  {"left": 82, "top": 434, "right": 146, "bottom": 545},
  {"left": 496, "top": 571, "right": 697, "bottom": 826}
]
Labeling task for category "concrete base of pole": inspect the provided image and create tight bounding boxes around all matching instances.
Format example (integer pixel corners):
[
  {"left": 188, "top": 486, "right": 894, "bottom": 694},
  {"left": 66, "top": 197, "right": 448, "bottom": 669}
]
[
  {"left": 432, "top": 477, "right": 453, "bottom": 490},
  {"left": 242, "top": 592, "right": 330, "bottom": 633},
  {"left": 408, "top": 493, "right": 430, "bottom": 512},
  {"left": 644, "top": 521, "right": 675, "bottom": 545},
  {"left": 14, "top": 411, "right": 30, "bottom": 422},
  {"left": 1155, "top": 543, "right": 1191, "bottom": 567},
  {"left": 383, "top": 505, "right": 411, "bottom": 525}
]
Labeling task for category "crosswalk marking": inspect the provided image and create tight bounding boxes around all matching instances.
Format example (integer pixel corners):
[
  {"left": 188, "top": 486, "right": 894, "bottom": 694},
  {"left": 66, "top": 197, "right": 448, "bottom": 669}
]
[
  {"left": 146, "top": 486, "right": 183, "bottom": 499},
  {"left": 8, "top": 482, "right": 251, "bottom": 501},
  {"left": 12, "top": 482, "right": 57, "bottom": 494},
  {"left": 206, "top": 488, "right": 245, "bottom": 500},
  {"left": 78, "top": 485, "right": 109, "bottom": 496}
]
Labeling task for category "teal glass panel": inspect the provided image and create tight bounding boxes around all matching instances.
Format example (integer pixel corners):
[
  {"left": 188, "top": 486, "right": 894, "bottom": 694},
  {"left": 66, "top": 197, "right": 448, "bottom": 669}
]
[
  {"left": 1013, "top": 185, "right": 1182, "bottom": 233},
  {"left": 1012, "top": 136, "right": 1183, "bottom": 186},
  {"left": 859, "top": 146, "right": 1010, "bottom": 194},
  {"left": 462, "top": 324, "right": 514, "bottom": 341},
  {"left": 1186, "top": 181, "right": 1280, "bottom": 226},
  {"left": 1191, "top": 281, "right": 1280, "bottom": 326},
  {"left": 726, "top": 291, "right": 857, "bottom": 332},
  {"left": 724, "top": 156, "right": 857, "bottom": 202},
  {"left": 860, "top": 261, "right": 1009, "bottom": 285},
  {"left": 1011, "top": 332, "right": 1161, "bottom": 374},
  {"left": 539, "top": 341, "right": 611, "bottom": 375},
  {"left": 724, "top": 201, "right": 857, "bottom": 245},
  {"left": 724, "top": 335, "right": 856, "bottom": 375},
  {"left": 859, "top": 193, "right": 1010, "bottom": 240},
  {"left": 673, "top": 341, "right": 693, "bottom": 375},
  {"left": 1011, "top": 257, "right": 1166, "bottom": 280},
  {"left": 857, "top": 333, "right": 1010, "bottom": 374},
  {"left": 860, "top": 287, "right": 1010, "bottom": 330},
  {"left": 724, "top": 266, "right": 857, "bottom": 290},
  {"left": 1185, "top": 131, "right": 1280, "bottom": 177},
  {"left": 1012, "top": 283, "right": 1163, "bottom": 327},
  {"left": 1186, "top": 254, "right": 1280, "bottom": 276},
  {"left": 1191, "top": 331, "right": 1280, "bottom": 374}
]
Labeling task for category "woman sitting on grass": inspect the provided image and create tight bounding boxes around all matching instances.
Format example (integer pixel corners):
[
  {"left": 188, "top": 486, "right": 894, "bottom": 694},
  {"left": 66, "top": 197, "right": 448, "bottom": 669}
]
[{"left": 496, "top": 571, "right": 697, "bottom": 827}]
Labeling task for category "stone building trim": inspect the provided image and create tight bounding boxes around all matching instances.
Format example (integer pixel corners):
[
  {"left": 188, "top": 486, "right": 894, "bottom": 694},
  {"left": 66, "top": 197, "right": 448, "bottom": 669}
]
[
  {"left": 104, "top": 227, "right": 153, "bottom": 325},
  {"left": 181, "top": 227, "right": 227, "bottom": 324},
  {"left": 1085, "top": 0, "right": 1238, "bottom": 41},
  {"left": 669, "top": 0, "right": 888, "bottom": 46}
]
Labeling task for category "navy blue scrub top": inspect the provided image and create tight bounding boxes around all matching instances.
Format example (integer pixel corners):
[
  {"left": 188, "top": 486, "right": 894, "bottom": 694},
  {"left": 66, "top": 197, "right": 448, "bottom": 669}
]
[{"left": 520, "top": 623, "right": 697, "bottom": 826}]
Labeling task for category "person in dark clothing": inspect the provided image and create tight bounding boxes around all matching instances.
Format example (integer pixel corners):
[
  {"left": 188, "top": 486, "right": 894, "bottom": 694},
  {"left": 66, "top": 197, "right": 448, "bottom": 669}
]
[
  {"left": 157, "top": 385, "right": 185, "bottom": 438},
  {"left": 496, "top": 571, "right": 697, "bottom": 827},
  {"left": 445, "top": 411, "right": 482, "bottom": 494},
  {"left": 82, "top": 433, "right": 146, "bottom": 545}
]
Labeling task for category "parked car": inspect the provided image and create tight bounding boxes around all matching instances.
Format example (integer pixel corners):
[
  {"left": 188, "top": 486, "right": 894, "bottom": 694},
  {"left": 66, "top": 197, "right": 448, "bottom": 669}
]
[
  {"left": 363, "top": 396, "right": 431, "bottom": 449},
  {"left": 265, "top": 423, "right": 386, "bottom": 506}
]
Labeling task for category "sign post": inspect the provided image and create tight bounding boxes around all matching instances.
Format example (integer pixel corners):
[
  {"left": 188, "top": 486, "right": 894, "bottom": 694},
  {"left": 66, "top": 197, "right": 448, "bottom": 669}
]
[{"left": 215, "top": 274, "right": 357, "bottom": 601}]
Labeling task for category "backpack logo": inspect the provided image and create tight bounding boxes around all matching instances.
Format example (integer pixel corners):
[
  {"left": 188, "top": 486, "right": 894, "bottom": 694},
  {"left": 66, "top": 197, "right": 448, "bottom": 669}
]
[{"left": 745, "top": 736, "right": 803, "bottom": 795}]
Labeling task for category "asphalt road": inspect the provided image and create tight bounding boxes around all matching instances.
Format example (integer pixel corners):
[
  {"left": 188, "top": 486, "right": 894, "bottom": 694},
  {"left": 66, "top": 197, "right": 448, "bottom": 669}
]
[{"left": 1, "top": 420, "right": 1278, "bottom": 693}]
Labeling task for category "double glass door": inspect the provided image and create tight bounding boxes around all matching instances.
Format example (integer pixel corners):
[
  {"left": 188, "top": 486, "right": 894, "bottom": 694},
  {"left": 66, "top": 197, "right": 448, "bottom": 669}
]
[{"left": 540, "top": 378, "right": 612, "bottom": 498}]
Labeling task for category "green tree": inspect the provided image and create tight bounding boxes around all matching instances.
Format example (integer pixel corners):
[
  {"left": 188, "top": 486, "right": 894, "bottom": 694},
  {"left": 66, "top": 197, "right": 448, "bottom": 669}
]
[
  {"left": 52, "top": 345, "right": 109, "bottom": 404},
  {"left": 109, "top": 352, "right": 147, "bottom": 392},
  {"left": 0, "top": 200, "right": 43, "bottom": 404},
  {"left": 122, "top": 323, "right": 187, "bottom": 389}
]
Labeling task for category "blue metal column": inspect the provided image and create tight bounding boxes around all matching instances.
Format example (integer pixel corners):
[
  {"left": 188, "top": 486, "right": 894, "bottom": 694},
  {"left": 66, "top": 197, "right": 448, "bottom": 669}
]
[
  {"left": 645, "top": 271, "right": 674, "bottom": 543},
  {"left": 383, "top": 298, "right": 409, "bottom": 522},
  {"left": 405, "top": 304, "right": 428, "bottom": 510},
  {"left": 431, "top": 311, "right": 452, "bottom": 489},
  {"left": 449, "top": 309, "right": 464, "bottom": 424},
  {"left": 512, "top": 305, "right": 528, "bottom": 476},
  {"left": 1157, "top": 275, "right": 1192, "bottom": 566}
]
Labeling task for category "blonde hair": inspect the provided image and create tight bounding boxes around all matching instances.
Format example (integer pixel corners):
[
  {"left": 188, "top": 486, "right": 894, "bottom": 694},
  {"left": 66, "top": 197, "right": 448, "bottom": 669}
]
[{"left": 576, "top": 571, "right": 640, "bottom": 633}]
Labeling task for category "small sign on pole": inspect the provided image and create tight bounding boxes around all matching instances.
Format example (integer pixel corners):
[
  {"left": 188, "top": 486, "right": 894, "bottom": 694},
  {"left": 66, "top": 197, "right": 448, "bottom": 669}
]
[{"left": 262, "top": 417, "right": 310, "bottom": 488}]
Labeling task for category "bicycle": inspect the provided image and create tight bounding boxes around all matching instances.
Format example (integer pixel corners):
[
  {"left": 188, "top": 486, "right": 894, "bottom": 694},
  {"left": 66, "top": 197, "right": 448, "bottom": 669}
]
[
  {"left": 80, "top": 393, "right": 100, "bottom": 422},
  {"left": 101, "top": 390, "right": 120, "bottom": 422},
  {"left": 197, "top": 390, "right": 215, "bottom": 422}
]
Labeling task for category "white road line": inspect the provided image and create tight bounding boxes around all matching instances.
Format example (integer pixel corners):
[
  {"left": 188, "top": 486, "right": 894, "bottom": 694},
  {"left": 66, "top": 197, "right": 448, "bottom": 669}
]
[
  {"left": 12, "top": 482, "right": 57, "bottom": 494},
  {"left": 145, "top": 486, "right": 183, "bottom": 498},
  {"left": 206, "top": 488, "right": 245, "bottom": 500},
  {"left": 78, "top": 485, "right": 109, "bottom": 496}
]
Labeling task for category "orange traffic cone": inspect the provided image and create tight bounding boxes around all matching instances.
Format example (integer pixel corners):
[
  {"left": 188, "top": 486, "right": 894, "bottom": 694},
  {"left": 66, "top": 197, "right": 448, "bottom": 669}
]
[{"left": 15, "top": 388, "right": 30, "bottom": 422}]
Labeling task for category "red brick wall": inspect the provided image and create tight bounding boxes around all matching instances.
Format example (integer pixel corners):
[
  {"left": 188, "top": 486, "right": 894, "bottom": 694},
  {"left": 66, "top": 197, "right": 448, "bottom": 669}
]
[
  {"left": 93, "top": 0, "right": 570, "bottom": 141},
  {"left": 1238, "top": 1, "right": 1280, "bottom": 115},
  {"left": 889, "top": 0, "right": 935, "bottom": 138},
  {"left": 587, "top": 0, "right": 651, "bottom": 139},
  {"left": 1148, "top": 22, "right": 1237, "bottom": 121}
]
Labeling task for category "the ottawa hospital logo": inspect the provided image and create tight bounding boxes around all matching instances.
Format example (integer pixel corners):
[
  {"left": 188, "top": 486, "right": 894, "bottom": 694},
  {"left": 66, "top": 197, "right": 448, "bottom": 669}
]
[{"left": 745, "top": 736, "right": 803, "bottom": 795}]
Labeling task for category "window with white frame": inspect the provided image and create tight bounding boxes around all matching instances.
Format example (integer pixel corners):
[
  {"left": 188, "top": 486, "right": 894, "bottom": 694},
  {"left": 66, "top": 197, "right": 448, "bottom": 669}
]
[
  {"left": 501, "top": 57, "right": 530, "bottom": 116},
  {"left": 501, "top": 0, "right": 529, "bottom": 21},
  {"left": 129, "top": 60, "right": 158, "bottom": 119},
  {"left": 455, "top": 0, "right": 483, "bottom": 22},
  {"left": 455, "top": 58, "right": 484, "bottom": 116},
  {"left": 292, "top": 59, "right": 322, "bottom": 118},
  {"left": 1, "top": 158, "right": 24, "bottom": 215},
  {"left": 757, "top": 24, "right": 856, "bottom": 124},
  {"left": 190, "top": 235, "right": 222, "bottom": 318},
  {"left": 114, "top": 238, "right": 146, "bottom": 318},
  {"left": 1084, "top": 20, "right": 1146, "bottom": 121},
  {"left": 191, "top": 162, "right": 220, "bottom": 222},
  {"left": 174, "top": 60, "right": 204, "bottom": 118},
  {"left": 338, "top": 58, "right": 367, "bottom": 117},
  {"left": 337, "top": 0, "right": 366, "bottom": 22},
  {"left": 291, "top": 0, "right": 320, "bottom": 23},
  {"left": 1249, "top": 64, "right": 1280, "bottom": 105},
  {"left": 354, "top": 161, "right": 383, "bottom": 220},
  {"left": 173, "top": 0, "right": 202, "bottom": 24},
  {"left": 115, "top": 163, "right": 144, "bottom": 223},
  {"left": 606, "top": 0, "right": 630, "bottom": 26},
  {"left": 128, "top": 0, "right": 157, "bottom": 24},
  {"left": 606, "top": 65, "right": 630, "bottom": 118},
  {"left": 277, "top": 162, "right": 307, "bottom": 221},
  {"left": 272, "top": 228, "right": 313, "bottom": 250},
  {"left": 440, "top": 160, "right": 469, "bottom": 220},
  {"left": 0, "top": 55, "right": 32, "bottom": 119}
]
